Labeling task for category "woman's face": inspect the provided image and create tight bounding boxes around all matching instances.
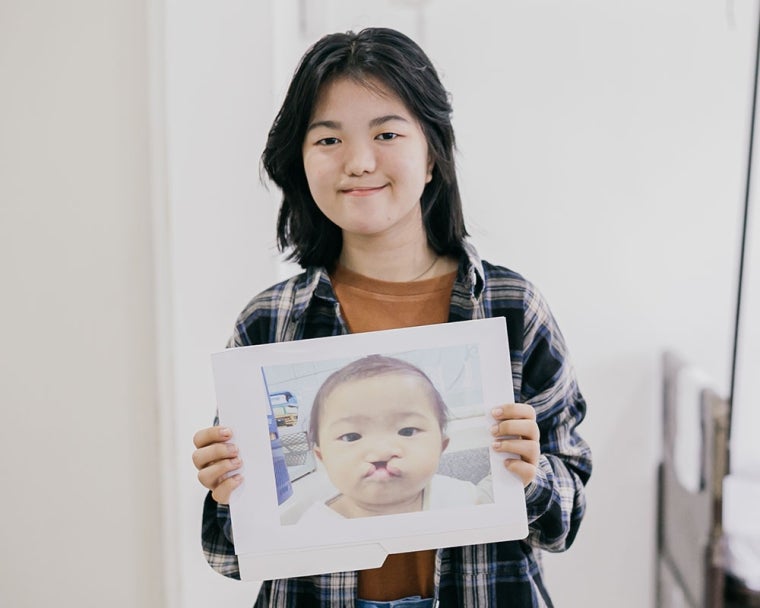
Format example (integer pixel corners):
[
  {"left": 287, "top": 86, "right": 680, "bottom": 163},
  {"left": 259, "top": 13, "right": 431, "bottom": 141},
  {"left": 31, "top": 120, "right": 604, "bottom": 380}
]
[{"left": 301, "top": 77, "right": 433, "bottom": 247}]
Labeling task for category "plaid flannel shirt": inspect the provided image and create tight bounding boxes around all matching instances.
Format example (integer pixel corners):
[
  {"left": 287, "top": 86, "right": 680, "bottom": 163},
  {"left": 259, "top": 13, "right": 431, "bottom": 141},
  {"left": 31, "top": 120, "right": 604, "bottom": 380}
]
[{"left": 202, "top": 242, "right": 592, "bottom": 607}]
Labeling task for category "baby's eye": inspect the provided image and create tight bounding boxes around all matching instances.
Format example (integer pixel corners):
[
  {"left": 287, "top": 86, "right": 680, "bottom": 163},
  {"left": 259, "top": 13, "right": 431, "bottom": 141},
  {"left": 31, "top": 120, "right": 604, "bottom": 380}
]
[
  {"left": 375, "top": 132, "right": 398, "bottom": 141},
  {"left": 398, "top": 427, "right": 421, "bottom": 437},
  {"left": 316, "top": 137, "right": 341, "bottom": 146},
  {"left": 338, "top": 432, "right": 362, "bottom": 442}
]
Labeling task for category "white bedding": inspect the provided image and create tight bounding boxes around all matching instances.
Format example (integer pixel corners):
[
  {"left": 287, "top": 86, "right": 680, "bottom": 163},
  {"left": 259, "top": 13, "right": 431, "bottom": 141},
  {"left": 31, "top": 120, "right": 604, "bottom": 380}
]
[
  {"left": 723, "top": 473, "right": 760, "bottom": 591},
  {"left": 670, "top": 358, "right": 760, "bottom": 592},
  {"left": 673, "top": 365, "right": 716, "bottom": 493}
]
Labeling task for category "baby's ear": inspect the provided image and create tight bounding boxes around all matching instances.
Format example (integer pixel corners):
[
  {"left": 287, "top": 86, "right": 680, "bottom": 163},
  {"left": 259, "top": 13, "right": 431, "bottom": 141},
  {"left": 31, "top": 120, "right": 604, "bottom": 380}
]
[{"left": 440, "top": 436, "right": 450, "bottom": 453}]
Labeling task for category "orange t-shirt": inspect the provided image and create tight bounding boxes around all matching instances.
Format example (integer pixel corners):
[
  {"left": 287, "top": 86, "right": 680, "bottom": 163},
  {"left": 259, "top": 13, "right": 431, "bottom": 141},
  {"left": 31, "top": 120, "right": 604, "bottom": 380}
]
[{"left": 330, "top": 264, "right": 457, "bottom": 601}]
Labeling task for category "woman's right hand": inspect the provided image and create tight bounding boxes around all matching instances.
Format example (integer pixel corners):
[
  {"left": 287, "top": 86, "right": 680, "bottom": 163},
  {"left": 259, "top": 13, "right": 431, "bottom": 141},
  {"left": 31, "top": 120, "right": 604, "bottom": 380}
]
[{"left": 192, "top": 426, "right": 243, "bottom": 505}]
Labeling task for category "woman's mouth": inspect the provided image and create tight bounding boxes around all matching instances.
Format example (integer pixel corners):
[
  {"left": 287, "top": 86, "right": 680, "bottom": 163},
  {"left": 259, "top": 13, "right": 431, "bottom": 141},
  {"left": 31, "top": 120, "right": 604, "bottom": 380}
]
[{"left": 340, "top": 185, "right": 387, "bottom": 197}]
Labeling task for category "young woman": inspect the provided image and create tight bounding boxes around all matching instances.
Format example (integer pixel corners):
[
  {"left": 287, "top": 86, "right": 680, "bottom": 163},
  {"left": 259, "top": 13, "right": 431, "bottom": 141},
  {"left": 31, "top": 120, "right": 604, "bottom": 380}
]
[{"left": 192, "top": 27, "right": 592, "bottom": 608}]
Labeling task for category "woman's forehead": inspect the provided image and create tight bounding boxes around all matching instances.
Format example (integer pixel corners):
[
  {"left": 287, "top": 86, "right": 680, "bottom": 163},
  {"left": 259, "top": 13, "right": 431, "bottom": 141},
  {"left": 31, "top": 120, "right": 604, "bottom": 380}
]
[{"left": 311, "top": 75, "right": 410, "bottom": 120}]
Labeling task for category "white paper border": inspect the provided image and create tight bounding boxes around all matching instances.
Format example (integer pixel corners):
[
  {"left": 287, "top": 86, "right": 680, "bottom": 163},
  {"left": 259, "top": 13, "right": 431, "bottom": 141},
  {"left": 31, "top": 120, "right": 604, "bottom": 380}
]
[{"left": 211, "top": 317, "right": 528, "bottom": 580}]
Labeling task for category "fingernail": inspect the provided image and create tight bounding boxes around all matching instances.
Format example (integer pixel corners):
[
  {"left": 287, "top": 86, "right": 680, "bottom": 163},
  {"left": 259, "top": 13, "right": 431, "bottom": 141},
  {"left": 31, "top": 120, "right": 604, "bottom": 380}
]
[
  {"left": 220, "top": 427, "right": 231, "bottom": 438},
  {"left": 227, "top": 443, "right": 238, "bottom": 455},
  {"left": 490, "top": 424, "right": 499, "bottom": 434},
  {"left": 492, "top": 440, "right": 502, "bottom": 450},
  {"left": 491, "top": 407, "right": 503, "bottom": 417},
  {"left": 231, "top": 457, "right": 242, "bottom": 466}
]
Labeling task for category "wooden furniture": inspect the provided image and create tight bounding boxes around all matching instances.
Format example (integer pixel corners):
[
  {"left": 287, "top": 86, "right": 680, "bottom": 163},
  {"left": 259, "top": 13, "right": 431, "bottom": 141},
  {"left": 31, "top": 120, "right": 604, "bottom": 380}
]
[{"left": 657, "top": 351, "right": 730, "bottom": 608}]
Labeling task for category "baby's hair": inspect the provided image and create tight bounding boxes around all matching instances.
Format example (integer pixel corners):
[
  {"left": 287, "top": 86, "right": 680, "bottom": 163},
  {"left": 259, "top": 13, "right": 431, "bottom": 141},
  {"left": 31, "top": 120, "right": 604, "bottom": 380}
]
[
  {"left": 262, "top": 27, "right": 468, "bottom": 269},
  {"left": 308, "top": 354, "right": 449, "bottom": 447}
]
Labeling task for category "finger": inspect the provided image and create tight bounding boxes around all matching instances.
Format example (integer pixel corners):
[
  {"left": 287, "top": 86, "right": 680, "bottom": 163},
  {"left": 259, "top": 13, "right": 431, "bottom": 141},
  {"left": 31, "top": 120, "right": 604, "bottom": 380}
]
[
  {"left": 503, "top": 458, "right": 538, "bottom": 487},
  {"left": 490, "top": 419, "right": 539, "bottom": 441},
  {"left": 193, "top": 426, "right": 232, "bottom": 449},
  {"left": 192, "top": 440, "right": 238, "bottom": 471},
  {"left": 197, "top": 456, "right": 243, "bottom": 491},
  {"left": 492, "top": 438, "right": 540, "bottom": 465},
  {"left": 491, "top": 403, "right": 535, "bottom": 421},
  {"left": 211, "top": 473, "right": 244, "bottom": 505}
]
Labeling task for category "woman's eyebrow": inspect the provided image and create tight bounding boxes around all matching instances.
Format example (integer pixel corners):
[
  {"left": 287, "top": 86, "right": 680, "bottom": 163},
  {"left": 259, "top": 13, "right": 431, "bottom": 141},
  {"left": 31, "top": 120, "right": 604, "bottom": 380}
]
[
  {"left": 369, "top": 114, "right": 409, "bottom": 128},
  {"left": 306, "top": 114, "right": 409, "bottom": 133},
  {"left": 306, "top": 119, "right": 339, "bottom": 133}
]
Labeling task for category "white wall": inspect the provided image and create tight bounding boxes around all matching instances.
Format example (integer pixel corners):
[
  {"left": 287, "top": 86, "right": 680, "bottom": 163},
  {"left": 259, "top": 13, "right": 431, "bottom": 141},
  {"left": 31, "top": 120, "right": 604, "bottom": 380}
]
[
  {"left": 222, "top": 3, "right": 751, "bottom": 607},
  {"left": 165, "top": 1, "right": 759, "bottom": 607},
  {"left": 0, "top": 0, "right": 163, "bottom": 606},
  {"left": 162, "top": 1, "right": 278, "bottom": 606},
  {"left": 423, "top": 3, "right": 755, "bottom": 604},
  {"left": 732, "top": 37, "right": 760, "bottom": 478},
  {"left": 2, "top": 1, "right": 755, "bottom": 607}
]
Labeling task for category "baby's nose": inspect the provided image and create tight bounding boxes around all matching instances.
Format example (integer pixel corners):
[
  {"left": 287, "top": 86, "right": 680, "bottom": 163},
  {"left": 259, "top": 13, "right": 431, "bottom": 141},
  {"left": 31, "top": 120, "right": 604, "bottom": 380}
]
[{"left": 365, "top": 439, "right": 402, "bottom": 461}]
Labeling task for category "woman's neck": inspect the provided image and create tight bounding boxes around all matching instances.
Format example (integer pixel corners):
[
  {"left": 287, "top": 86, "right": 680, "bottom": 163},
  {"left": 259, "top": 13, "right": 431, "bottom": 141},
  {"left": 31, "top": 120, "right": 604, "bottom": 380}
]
[{"left": 339, "top": 235, "right": 446, "bottom": 282}]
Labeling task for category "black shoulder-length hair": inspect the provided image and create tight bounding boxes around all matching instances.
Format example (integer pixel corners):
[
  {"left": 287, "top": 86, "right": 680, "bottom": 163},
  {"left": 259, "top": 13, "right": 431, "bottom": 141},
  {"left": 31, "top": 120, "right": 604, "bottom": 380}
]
[{"left": 262, "top": 27, "right": 468, "bottom": 269}]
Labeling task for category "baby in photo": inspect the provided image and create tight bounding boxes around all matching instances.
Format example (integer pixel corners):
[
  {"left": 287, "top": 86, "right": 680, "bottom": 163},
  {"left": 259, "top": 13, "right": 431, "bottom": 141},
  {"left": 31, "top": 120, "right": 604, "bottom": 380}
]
[{"left": 303, "top": 354, "right": 488, "bottom": 521}]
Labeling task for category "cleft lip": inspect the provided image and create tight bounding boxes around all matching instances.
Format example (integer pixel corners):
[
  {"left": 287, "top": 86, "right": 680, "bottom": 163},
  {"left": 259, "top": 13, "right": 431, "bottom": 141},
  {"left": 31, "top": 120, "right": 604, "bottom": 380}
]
[{"left": 364, "top": 460, "right": 401, "bottom": 479}]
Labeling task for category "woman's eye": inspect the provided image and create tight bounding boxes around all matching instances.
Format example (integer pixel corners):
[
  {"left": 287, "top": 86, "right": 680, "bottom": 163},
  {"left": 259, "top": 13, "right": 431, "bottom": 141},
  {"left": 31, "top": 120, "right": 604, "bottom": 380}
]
[
  {"left": 316, "top": 137, "right": 341, "bottom": 146},
  {"left": 375, "top": 132, "right": 398, "bottom": 141},
  {"left": 338, "top": 432, "right": 362, "bottom": 442},
  {"left": 398, "top": 427, "right": 420, "bottom": 437}
]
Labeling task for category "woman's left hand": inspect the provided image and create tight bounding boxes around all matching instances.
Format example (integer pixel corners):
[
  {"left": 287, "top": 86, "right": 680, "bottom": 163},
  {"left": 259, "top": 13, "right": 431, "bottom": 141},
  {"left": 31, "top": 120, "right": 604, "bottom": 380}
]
[{"left": 490, "top": 403, "right": 540, "bottom": 487}]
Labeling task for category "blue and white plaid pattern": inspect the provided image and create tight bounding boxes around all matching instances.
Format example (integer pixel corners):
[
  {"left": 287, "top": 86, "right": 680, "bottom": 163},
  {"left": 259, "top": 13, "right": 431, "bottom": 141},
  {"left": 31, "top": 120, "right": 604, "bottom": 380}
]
[
  {"left": 202, "top": 242, "right": 592, "bottom": 607},
  {"left": 356, "top": 596, "right": 434, "bottom": 608}
]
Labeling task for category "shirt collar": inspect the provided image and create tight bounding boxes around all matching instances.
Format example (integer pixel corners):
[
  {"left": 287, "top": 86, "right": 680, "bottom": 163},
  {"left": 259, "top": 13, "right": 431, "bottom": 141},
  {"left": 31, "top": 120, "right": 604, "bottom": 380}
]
[
  {"left": 459, "top": 240, "right": 485, "bottom": 300},
  {"left": 287, "top": 266, "right": 335, "bottom": 322},
  {"left": 290, "top": 240, "right": 486, "bottom": 320}
]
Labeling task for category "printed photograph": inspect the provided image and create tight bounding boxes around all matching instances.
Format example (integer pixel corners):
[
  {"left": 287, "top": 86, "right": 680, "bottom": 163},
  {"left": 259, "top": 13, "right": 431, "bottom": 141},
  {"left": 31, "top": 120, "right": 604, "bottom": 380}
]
[
  {"left": 210, "top": 318, "right": 527, "bottom": 581},
  {"left": 261, "top": 346, "right": 494, "bottom": 526}
]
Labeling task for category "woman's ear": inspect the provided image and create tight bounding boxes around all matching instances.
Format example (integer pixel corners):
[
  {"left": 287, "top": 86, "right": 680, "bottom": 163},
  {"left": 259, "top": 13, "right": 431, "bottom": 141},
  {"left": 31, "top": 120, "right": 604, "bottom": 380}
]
[
  {"left": 440, "top": 436, "right": 450, "bottom": 453},
  {"left": 313, "top": 445, "right": 323, "bottom": 461},
  {"left": 426, "top": 158, "right": 434, "bottom": 184}
]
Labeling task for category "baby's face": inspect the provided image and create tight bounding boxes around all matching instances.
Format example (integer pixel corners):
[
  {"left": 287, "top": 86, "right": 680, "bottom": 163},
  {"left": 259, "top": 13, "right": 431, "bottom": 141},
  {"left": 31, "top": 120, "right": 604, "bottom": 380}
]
[{"left": 314, "top": 373, "right": 448, "bottom": 518}]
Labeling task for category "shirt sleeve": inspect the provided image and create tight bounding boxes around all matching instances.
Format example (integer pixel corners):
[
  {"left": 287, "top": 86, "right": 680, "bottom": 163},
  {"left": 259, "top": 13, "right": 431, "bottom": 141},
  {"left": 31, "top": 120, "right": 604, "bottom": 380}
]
[
  {"left": 200, "top": 405, "right": 242, "bottom": 578},
  {"left": 200, "top": 281, "right": 294, "bottom": 586},
  {"left": 199, "top": 284, "right": 270, "bottom": 580},
  {"left": 198, "top": 279, "right": 288, "bottom": 583},
  {"left": 518, "top": 284, "right": 592, "bottom": 552},
  {"left": 201, "top": 491, "right": 241, "bottom": 578},
  {"left": 202, "top": 482, "right": 277, "bottom": 608}
]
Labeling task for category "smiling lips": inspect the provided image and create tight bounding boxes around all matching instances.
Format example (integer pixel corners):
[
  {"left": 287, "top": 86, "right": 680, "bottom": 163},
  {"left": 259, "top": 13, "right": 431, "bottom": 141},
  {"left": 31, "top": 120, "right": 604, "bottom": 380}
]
[
  {"left": 364, "top": 461, "right": 402, "bottom": 480},
  {"left": 340, "top": 185, "right": 387, "bottom": 197}
]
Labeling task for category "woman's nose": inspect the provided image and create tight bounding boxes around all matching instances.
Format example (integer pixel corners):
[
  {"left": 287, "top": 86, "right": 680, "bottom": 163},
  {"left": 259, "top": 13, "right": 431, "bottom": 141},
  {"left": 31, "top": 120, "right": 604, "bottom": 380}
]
[{"left": 343, "top": 140, "right": 376, "bottom": 176}]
